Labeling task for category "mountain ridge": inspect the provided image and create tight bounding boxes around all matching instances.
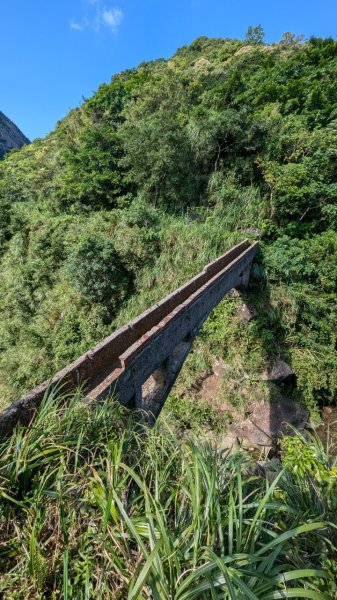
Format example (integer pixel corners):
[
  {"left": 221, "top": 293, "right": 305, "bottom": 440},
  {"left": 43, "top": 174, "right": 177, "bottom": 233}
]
[{"left": 0, "top": 110, "right": 29, "bottom": 158}]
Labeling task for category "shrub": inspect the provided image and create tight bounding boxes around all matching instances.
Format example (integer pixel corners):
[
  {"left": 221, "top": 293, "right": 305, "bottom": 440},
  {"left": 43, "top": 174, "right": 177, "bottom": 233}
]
[{"left": 65, "top": 236, "right": 131, "bottom": 306}]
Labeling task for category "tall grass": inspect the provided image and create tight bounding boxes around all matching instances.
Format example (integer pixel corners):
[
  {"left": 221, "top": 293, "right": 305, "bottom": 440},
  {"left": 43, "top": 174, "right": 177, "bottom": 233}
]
[{"left": 0, "top": 391, "right": 335, "bottom": 598}]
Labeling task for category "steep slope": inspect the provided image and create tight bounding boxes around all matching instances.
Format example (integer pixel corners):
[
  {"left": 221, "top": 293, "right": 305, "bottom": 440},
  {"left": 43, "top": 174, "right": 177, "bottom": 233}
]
[
  {"left": 0, "top": 35, "right": 336, "bottom": 416},
  {"left": 0, "top": 111, "right": 29, "bottom": 158}
]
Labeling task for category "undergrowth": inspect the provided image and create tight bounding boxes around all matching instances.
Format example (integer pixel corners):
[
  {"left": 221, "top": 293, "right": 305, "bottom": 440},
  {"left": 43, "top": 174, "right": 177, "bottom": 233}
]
[{"left": 0, "top": 390, "right": 336, "bottom": 598}]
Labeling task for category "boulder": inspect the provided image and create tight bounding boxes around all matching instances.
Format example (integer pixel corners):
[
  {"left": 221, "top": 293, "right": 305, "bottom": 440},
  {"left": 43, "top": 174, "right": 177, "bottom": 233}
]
[
  {"left": 220, "top": 432, "right": 239, "bottom": 453},
  {"left": 229, "top": 288, "right": 258, "bottom": 323},
  {"left": 242, "top": 227, "right": 261, "bottom": 237},
  {"left": 213, "top": 358, "right": 230, "bottom": 378},
  {"left": 227, "top": 397, "right": 309, "bottom": 448},
  {"left": 239, "top": 302, "right": 258, "bottom": 323},
  {"left": 261, "top": 359, "right": 295, "bottom": 383}
]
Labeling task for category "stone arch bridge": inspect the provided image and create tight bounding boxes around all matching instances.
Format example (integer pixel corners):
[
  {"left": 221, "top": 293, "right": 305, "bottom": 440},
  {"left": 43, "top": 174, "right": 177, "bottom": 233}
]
[{"left": 0, "top": 239, "right": 259, "bottom": 435}]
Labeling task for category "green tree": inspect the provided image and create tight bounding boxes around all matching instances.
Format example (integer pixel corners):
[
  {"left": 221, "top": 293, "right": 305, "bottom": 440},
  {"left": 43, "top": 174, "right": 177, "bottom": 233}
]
[
  {"left": 120, "top": 110, "right": 198, "bottom": 209},
  {"left": 280, "top": 31, "right": 304, "bottom": 47},
  {"left": 245, "top": 25, "right": 265, "bottom": 44}
]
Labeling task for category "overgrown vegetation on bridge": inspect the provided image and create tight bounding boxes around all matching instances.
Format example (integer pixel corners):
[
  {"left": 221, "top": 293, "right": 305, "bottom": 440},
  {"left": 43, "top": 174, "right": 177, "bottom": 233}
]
[
  {"left": 0, "top": 392, "right": 336, "bottom": 597},
  {"left": 0, "top": 34, "right": 336, "bottom": 414}
]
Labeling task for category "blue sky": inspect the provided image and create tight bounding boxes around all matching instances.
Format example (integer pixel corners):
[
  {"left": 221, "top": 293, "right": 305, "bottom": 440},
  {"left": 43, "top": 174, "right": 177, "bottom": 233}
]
[{"left": 2, "top": 0, "right": 337, "bottom": 140}]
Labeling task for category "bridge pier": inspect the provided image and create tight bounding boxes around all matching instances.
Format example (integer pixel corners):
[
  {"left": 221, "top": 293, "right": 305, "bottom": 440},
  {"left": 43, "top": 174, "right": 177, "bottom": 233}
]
[
  {"left": 128, "top": 387, "right": 143, "bottom": 410},
  {"left": 140, "top": 340, "right": 192, "bottom": 421},
  {"left": 236, "top": 264, "right": 253, "bottom": 291}
]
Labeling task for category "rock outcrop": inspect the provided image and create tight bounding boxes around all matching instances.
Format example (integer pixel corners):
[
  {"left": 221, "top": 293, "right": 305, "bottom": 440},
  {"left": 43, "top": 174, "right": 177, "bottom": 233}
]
[
  {"left": 198, "top": 359, "right": 308, "bottom": 452},
  {"left": 0, "top": 111, "right": 29, "bottom": 158}
]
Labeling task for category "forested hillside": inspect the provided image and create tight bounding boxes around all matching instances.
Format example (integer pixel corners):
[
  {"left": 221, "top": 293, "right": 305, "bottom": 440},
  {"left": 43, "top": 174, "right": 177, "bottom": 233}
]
[{"left": 0, "top": 33, "right": 336, "bottom": 415}]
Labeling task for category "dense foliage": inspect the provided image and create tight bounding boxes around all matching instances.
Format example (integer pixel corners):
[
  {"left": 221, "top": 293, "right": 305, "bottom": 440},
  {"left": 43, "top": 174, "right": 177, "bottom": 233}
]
[
  {"left": 0, "top": 34, "right": 336, "bottom": 413},
  {"left": 0, "top": 393, "right": 336, "bottom": 597}
]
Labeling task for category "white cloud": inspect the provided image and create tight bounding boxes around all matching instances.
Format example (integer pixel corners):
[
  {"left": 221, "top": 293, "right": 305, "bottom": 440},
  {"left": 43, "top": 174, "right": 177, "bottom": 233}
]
[
  {"left": 102, "top": 8, "right": 123, "bottom": 31},
  {"left": 70, "top": 20, "right": 86, "bottom": 31},
  {"left": 70, "top": 2, "right": 123, "bottom": 34}
]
